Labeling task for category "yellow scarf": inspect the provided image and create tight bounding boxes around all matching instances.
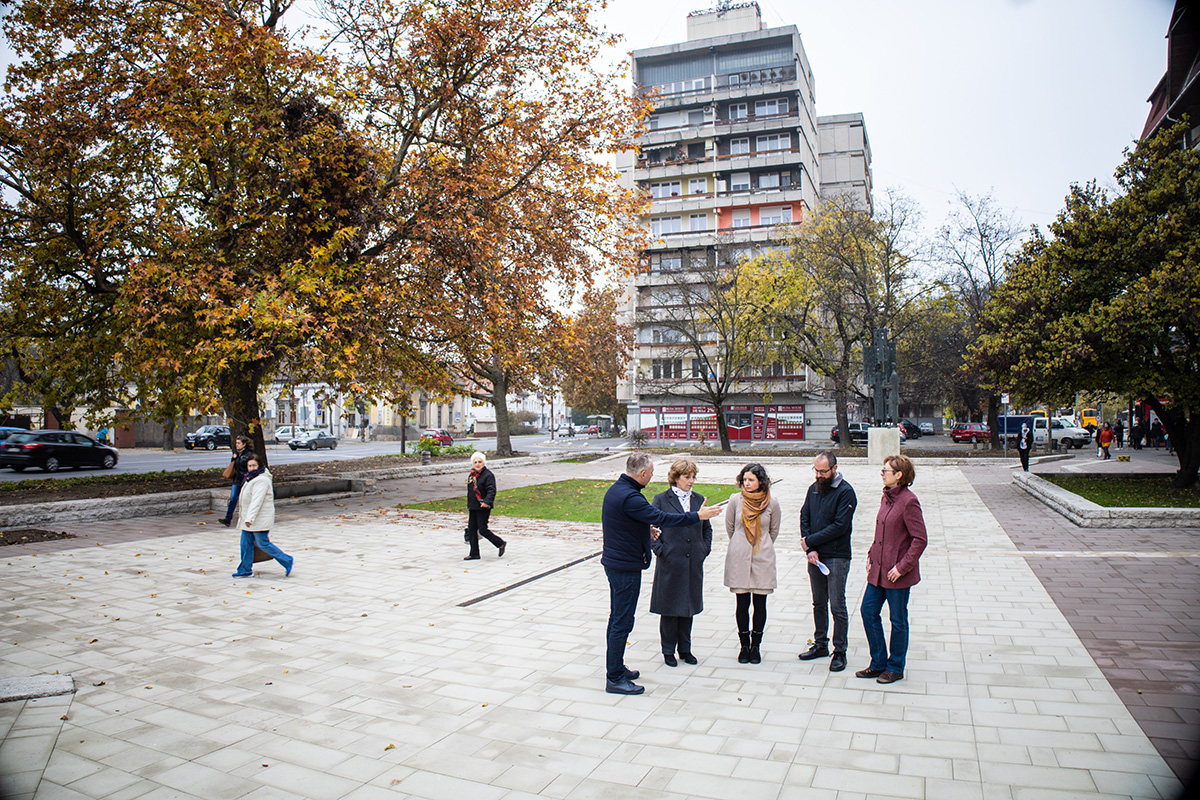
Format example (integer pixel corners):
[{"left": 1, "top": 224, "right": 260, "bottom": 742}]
[{"left": 740, "top": 487, "right": 770, "bottom": 551}]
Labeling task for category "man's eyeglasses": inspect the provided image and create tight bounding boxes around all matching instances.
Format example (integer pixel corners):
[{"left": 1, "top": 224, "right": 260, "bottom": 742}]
[{"left": 813, "top": 467, "right": 833, "bottom": 475}]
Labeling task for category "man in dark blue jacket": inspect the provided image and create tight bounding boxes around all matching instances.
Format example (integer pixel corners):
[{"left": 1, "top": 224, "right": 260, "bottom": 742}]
[
  {"left": 798, "top": 451, "right": 858, "bottom": 672},
  {"left": 602, "top": 452, "right": 722, "bottom": 695}
]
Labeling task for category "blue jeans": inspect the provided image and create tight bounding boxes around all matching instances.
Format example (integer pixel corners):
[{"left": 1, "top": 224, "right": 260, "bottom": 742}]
[
  {"left": 861, "top": 582, "right": 910, "bottom": 674},
  {"left": 235, "top": 530, "right": 292, "bottom": 576},
  {"left": 809, "top": 557, "right": 851, "bottom": 654},
  {"left": 605, "top": 567, "right": 642, "bottom": 682},
  {"left": 224, "top": 482, "right": 242, "bottom": 522}
]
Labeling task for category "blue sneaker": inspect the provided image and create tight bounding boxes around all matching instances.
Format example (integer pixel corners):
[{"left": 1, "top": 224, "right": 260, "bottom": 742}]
[
  {"left": 231, "top": 571, "right": 253, "bottom": 578},
  {"left": 283, "top": 558, "right": 294, "bottom": 577}
]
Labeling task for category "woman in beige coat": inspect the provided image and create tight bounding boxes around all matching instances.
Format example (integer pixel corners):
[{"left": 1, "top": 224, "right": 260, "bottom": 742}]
[{"left": 723, "top": 463, "right": 781, "bottom": 664}]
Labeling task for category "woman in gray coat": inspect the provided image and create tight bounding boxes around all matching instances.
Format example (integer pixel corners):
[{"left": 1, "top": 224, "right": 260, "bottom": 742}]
[{"left": 650, "top": 459, "right": 713, "bottom": 666}]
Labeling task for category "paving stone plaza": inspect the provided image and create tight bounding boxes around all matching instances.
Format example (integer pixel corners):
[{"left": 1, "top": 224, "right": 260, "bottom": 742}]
[{"left": 0, "top": 455, "right": 1194, "bottom": 799}]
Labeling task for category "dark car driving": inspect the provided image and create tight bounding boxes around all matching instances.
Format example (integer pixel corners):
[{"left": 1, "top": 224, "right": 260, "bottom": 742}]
[
  {"left": 0, "top": 430, "right": 119, "bottom": 472},
  {"left": 289, "top": 430, "right": 338, "bottom": 450},
  {"left": 830, "top": 422, "right": 869, "bottom": 446},
  {"left": 185, "top": 425, "right": 232, "bottom": 451}
]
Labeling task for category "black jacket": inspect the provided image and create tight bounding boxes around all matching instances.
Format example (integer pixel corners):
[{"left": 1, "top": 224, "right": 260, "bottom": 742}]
[
  {"left": 800, "top": 472, "right": 857, "bottom": 561},
  {"left": 602, "top": 474, "right": 698, "bottom": 572},
  {"left": 467, "top": 467, "right": 497, "bottom": 509},
  {"left": 230, "top": 448, "right": 255, "bottom": 488}
]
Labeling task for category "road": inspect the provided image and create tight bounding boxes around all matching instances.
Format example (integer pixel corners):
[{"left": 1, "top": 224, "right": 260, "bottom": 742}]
[{"left": 0, "top": 433, "right": 623, "bottom": 481}]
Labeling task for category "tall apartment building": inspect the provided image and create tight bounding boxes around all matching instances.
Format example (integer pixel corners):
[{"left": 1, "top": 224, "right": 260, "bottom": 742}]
[{"left": 617, "top": 2, "right": 872, "bottom": 442}]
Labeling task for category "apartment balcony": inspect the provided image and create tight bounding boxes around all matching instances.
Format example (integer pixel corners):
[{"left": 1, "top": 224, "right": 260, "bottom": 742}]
[
  {"left": 636, "top": 145, "right": 809, "bottom": 181},
  {"left": 710, "top": 186, "right": 808, "bottom": 209},
  {"left": 641, "top": 122, "right": 716, "bottom": 148}
]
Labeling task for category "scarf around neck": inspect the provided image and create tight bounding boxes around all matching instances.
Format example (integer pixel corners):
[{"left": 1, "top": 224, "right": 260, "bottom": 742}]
[
  {"left": 740, "top": 487, "right": 770, "bottom": 550},
  {"left": 468, "top": 467, "right": 484, "bottom": 502}
]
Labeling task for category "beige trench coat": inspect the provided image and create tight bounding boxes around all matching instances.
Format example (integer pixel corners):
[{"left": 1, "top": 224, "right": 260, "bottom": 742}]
[{"left": 722, "top": 493, "right": 782, "bottom": 593}]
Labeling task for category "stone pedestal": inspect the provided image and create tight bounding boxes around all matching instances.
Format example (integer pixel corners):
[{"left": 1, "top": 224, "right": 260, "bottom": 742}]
[{"left": 867, "top": 427, "right": 900, "bottom": 464}]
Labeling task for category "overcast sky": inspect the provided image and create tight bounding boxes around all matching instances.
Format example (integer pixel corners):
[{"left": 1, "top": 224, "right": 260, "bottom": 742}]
[{"left": 596, "top": 0, "right": 1174, "bottom": 235}]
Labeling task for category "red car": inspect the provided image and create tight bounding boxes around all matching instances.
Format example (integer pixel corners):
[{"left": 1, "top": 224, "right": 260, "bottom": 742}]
[
  {"left": 420, "top": 428, "right": 454, "bottom": 446},
  {"left": 950, "top": 422, "right": 989, "bottom": 443}
]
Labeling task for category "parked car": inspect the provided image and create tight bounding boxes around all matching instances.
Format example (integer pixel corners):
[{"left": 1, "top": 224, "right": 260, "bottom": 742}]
[
  {"left": 919, "top": 422, "right": 935, "bottom": 435},
  {"left": 951, "top": 422, "right": 990, "bottom": 443},
  {"left": 830, "top": 422, "right": 869, "bottom": 446},
  {"left": 289, "top": 430, "right": 339, "bottom": 450},
  {"left": 420, "top": 428, "right": 454, "bottom": 446},
  {"left": 555, "top": 426, "right": 575, "bottom": 437},
  {"left": 273, "top": 425, "right": 315, "bottom": 444},
  {"left": 185, "top": 425, "right": 232, "bottom": 451},
  {"left": 0, "top": 426, "right": 28, "bottom": 441},
  {"left": 0, "top": 430, "right": 119, "bottom": 472},
  {"left": 898, "top": 419, "right": 921, "bottom": 439},
  {"left": 587, "top": 425, "right": 599, "bottom": 435}
]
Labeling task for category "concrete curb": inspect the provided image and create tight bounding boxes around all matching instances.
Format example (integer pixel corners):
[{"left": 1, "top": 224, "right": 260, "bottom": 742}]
[
  {"left": 0, "top": 675, "right": 75, "bottom": 702},
  {"left": 1011, "top": 470, "right": 1200, "bottom": 528}
]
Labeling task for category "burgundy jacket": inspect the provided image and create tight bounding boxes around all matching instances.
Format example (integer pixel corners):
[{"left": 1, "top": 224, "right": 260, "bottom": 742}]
[{"left": 866, "top": 485, "right": 928, "bottom": 590}]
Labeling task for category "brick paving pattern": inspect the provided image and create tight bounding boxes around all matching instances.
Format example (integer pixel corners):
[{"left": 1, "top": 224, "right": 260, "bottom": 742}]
[
  {"left": 964, "top": 465, "right": 1200, "bottom": 784},
  {"left": 0, "top": 457, "right": 1187, "bottom": 799}
]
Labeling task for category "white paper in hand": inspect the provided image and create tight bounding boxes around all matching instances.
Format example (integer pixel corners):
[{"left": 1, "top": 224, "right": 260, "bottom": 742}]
[{"left": 815, "top": 559, "right": 830, "bottom": 576}]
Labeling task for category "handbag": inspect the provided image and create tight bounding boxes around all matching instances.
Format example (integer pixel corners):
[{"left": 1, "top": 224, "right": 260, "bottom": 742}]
[{"left": 222, "top": 460, "right": 236, "bottom": 479}]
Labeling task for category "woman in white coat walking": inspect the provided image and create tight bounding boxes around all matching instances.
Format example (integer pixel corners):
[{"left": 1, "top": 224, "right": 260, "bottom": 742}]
[
  {"left": 723, "top": 463, "right": 781, "bottom": 664},
  {"left": 232, "top": 455, "right": 293, "bottom": 578}
]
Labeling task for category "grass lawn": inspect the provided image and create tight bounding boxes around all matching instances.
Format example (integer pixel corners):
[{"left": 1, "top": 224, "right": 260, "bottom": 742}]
[
  {"left": 398, "top": 478, "right": 739, "bottom": 523},
  {"left": 1042, "top": 474, "right": 1200, "bottom": 508}
]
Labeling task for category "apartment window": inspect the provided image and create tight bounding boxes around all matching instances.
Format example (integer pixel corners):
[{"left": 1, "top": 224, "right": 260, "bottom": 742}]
[
  {"left": 689, "top": 178, "right": 707, "bottom": 195},
  {"left": 649, "top": 181, "right": 681, "bottom": 199},
  {"left": 758, "top": 172, "right": 780, "bottom": 189},
  {"left": 730, "top": 138, "right": 750, "bottom": 155},
  {"left": 652, "top": 328, "right": 683, "bottom": 344},
  {"left": 689, "top": 213, "right": 708, "bottom": 232},
  {"left": 731, "top": 209, "right": 751, "bottom": 228},
  {"left": 688, "top": 109, "right": 705, "bottom": 125},
  {"left": 729, "top": 103, "right": 747, "bottom": 120},
  {"left": 652, "top": 358, "right": 683, "bottom": 380},
  {"left": 652, "top": 253, "right": 682, "bottom": 272},
  {"left": 755, "top": 98, "right": 788, "bottom": 117},
  {"left": 730, "top": 172, "right": 750, "bottom": 192},
  {"left": 760, "top": 206, "right": 792, "bottom": 225},
  {"left": 756, "top": 133, "right": 790, "bottom": 152},
  {"left": 692, "top": 358, "right": 703, "bottom": 378},
  {"left": 651, "top": 216, "right": 682, "bottom": 236}
]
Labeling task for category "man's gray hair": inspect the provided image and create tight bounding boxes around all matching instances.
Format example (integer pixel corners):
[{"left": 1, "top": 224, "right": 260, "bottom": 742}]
[
  {"left": 625, "top": 452, "right": 654, "bottom": 475},
  {"left": 816, "top": 450, "right": 837, "bottom": 467}
]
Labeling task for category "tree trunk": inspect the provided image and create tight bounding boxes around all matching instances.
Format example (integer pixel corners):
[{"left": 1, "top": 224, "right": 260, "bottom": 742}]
[
  {"left": 715, "top": 401, "right": 731, "bottom": 453},
  {"left": 219, "top": 364, "right": 269, "bottom": 467},
  {"left": 493, "top": 370, "right": 513, "bottom": 456},
  {"left": 986, "top": 394, "right": 1000, "bottom": 448},
  {"left": 161, "top": 418, "right": 176, "bottom": 451},
  {"left": 46, "top": 405, "right": 74, "bottom": 430},
  {"left": 1154, "top": 400, "right": 1198, "bottom": 489},
  {"left": 400, "top": 414, "right": 407, "bottom": 454}
]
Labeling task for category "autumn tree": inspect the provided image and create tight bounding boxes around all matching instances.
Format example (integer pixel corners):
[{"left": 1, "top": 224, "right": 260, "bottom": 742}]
[
  {"left": 560, "top": 286, "right": 634, "bottom": 424},
  {"left": 635, "top": 243, "right": 766, "bottom": 453},
  {"left": 740, "top": 191, "right": 925, "bottom": 450},
  {"left": 0, "top": 0, "right": 644, "bottom": 458},
  {"left": 974, "top": 121, "right": 1200, "bottom": 487},
  {"left": 935, "top": 191, "right": 1025, "bottom": 443}
]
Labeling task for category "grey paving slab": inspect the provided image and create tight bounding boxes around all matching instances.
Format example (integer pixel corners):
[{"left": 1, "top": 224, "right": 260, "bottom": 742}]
[{"left": 0, "top": 459, "right": 1187, "bottom": 799}]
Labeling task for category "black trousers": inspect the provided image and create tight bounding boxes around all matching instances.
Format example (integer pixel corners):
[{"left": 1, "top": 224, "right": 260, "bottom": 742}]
[
  {"left": 659, "top": 615, "right": 694, "bottom": 656},
  {"left": 1019, "top": 447, "right": 1030, "bottom": 472},
  {"left": 467, "top": 508, "right": 505, "bottom": 557}
]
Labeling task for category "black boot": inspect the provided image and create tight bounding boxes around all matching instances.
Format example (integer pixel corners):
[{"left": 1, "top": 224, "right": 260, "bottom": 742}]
[
  {"left": 749, "top": 631, "right": 763, "bottom": 664},
  {"left": 737, "top": 631, "right": 751, "bottom": 663}
]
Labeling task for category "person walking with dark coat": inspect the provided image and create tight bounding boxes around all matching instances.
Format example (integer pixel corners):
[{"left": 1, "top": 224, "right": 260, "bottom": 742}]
[
  {"left": 857, "top": 454, "right": 928, "bottom": 685},
  {"left": 650, "top": 459, "right": 713, "bottom": 666},
  {"left": 601, "top": 452, "right": 722, "bottom": 695},
  {"left": 798, "top": 451, "right": 857, "bottom": 673},
  {"left": 465, "top": 452, "right": 505, "bottom": 560},
  {"left": 220, "top": 435, "right": 255, "bottom": 527},
  {"left": 1115, "top": 419, "right": 1124, "bottom": 449},
  {"left": 1018, "top": 423, "right": 1034, "bottom": 472}
]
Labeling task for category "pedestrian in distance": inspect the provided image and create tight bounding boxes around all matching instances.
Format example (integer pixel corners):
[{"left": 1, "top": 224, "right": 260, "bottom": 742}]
[
  {"left": 857, "top": 454, "right": 927, "bottom": 685},
  {"left": 1098, "top": 422, "right": 1113, "bottom": 460},
  {"left": 1150, "top": 420, "right": 1164, "bottom": 449},
  {"left": 649, "top": 458, "right": 713, "bottom": 667},
  {"left": 1115, "top": 418, "right": 1124, "bottom": 449},
  {"left": 464, "top": 452, "right": 505, "bottom": 560},
  {"left": 219, "top": 435, "right": 255, "bottom": 527},
  {"left": 798, "top": 451, "right": 857, "bottom": 672},
  {"left": 231, "top": 455, "right": 293, "bottom": 578},
  {"left": 600, "top": 452, "right": 722, "bottom": 695},
  {"left": 1017, "top": 423, "right": 1034, "bottom": 472},
  {"left": 723, "top": 463, "right": 782, "bottom": 665}
]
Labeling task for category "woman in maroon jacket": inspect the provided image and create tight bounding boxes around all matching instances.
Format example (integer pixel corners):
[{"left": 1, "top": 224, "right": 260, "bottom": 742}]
[{"left": 856, "top": 454, "right": 928, "bottom": 685}]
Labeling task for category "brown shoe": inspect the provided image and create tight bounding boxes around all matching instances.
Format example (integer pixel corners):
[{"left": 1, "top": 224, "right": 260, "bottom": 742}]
[
  {"left": 855, "top": 667, "right": 884, "bottom": 679},
  {"left": 876, "top": 671, "right": 904, "bottom": 684}
]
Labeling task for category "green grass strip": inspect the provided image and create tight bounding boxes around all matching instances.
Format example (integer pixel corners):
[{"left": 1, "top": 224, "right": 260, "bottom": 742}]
[
  {"left": 1041, "top": 474, "right": 1200, "bottom": 508},
  {"left": 399, "top": 478, "right": 740, "bottom": 523}
]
